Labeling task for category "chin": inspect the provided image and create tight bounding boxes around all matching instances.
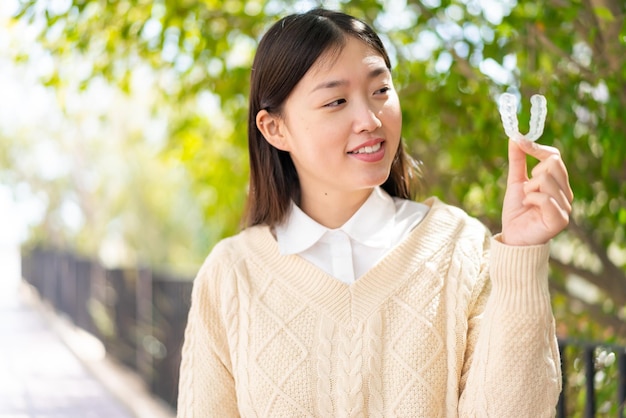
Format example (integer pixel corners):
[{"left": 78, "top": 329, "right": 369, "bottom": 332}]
[{"left": 359, "top": 174, "right": 391, "bottom": 190}]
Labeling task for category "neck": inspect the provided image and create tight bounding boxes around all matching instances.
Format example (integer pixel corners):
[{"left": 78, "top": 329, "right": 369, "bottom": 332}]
[{"left": 299, "top": 187, "right": 373, "bottom": 229}]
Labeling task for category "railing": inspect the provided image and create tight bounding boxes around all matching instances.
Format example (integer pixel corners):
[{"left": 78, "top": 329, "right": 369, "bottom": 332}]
[
  {"left": 19, "top": 247, "right": 626, "bottom": 415},
  {"left": 20, "top": 247, "right": 193, "bottom": 409},
  {"left": 558, "top": 340, "right": 626, "bottom": 417}
]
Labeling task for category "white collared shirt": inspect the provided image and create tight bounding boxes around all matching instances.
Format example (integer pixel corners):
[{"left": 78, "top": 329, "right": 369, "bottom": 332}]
[{"left": 275, "top": 187, "right": 430, "bottom": 284}]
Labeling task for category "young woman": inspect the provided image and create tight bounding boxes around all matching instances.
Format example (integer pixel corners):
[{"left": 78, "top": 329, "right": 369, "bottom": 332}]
[{"left": 177, "top": 8, "right": 573, "bottom": 417}]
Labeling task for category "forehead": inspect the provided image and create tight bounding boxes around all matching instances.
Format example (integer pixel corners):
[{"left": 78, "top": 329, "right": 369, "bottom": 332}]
[{"left": 307, "top": 36, "right": 387, "bottom": 78}]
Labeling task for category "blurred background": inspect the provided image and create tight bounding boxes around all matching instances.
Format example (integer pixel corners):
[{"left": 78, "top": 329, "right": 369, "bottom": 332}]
[{"left": 1, "top": 0, "right": 625, "bottom": 416}]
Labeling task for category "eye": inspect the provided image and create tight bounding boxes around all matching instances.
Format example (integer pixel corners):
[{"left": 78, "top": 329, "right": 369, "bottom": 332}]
[
  {"left": 324, "top": 98, "right": 347, "bottom": 108},
  {"left": 374, "top": 86, "right": 391, "bottom": 95}
]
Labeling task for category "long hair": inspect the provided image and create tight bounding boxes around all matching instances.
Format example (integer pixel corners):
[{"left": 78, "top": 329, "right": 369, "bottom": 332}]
[{"left": 244, "top": 8, "right": 418, "bottom": 228}]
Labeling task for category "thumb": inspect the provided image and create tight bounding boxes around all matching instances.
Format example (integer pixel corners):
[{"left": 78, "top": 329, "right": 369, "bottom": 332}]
[{"left": 507, "top": 139, "right": 529, "bottom": 185}]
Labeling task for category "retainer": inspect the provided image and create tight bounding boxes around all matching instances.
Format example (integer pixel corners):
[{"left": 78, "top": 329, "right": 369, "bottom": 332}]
[{"left": 498, "top": 93, "right": 547, "bottom": 142}]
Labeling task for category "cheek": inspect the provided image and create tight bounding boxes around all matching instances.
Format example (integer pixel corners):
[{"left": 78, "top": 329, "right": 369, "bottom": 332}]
[
  {"left": 288, "top": 124, "right": 333, "bottom": 160},
  {"left": 384, "top": 101, "right": 402, "bottom": 135},
  {"left": 302, "top": 117, "right": 345, "bottom": 147},
  {"left": 392, "top": 107, "right": 402, "bottom": 128}
]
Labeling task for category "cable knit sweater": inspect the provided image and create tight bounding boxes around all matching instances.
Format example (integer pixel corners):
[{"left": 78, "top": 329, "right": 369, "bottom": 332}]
[{"left": 177, "top": 198, "right": 561, "bottom": 417}]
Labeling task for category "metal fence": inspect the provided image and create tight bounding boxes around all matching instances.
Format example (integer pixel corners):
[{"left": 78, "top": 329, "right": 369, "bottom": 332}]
[
  {"left": 558, "top": 340, "right": 626, "bottom": 417},
  {"left": 20, "top": 247, "right": 192, "bottom": 408},
  {"left": 20, "top": 247, "right": 626, "bottom": 416}
]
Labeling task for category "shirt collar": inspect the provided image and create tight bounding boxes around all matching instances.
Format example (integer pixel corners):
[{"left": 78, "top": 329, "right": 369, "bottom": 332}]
[
  {"left": 275, "top": 187, "right": 396, "bottom": 255},
  {"left": 275, "top": 201, "right": 327, "bottom": 255}
]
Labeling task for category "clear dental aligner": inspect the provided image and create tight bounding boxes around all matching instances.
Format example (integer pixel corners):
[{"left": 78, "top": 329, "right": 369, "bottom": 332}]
[{"left": 498, "top": 93, "right": 547, "bottom": 142}]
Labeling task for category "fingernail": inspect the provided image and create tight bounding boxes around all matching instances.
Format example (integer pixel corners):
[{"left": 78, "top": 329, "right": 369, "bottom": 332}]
[
  {"left": 520, "top": 138, "right": 536, "bottom": 148},
  {"left": 510, "top": 133, "right": 523, "bottom": 143}
]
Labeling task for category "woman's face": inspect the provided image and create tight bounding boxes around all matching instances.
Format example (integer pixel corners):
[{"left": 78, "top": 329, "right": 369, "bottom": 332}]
[{"left": 263, "top": 36, "right": 402, "bottom": 208}]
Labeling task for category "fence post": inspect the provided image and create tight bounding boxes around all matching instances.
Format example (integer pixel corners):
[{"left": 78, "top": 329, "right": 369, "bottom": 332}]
[
  {"left": 74, "top": 258, "right": 93, "bottom": 333},
  {"left": 618, "top": 348, "right": 625, "bottom": 418},
  {"left": 557, "top": 340, "right": 567, "bottom": 418},
  {"left": 136, "top": 267, "right": 153, "bottom": 391},
  {"left": 584, "top": 345, "right": 596, "bottom": 418},
  {"left": 42, "top": 249, "right": 58, "bottom": 307},
  {"left": 59, "top": 252, "right": 77, "bottom": 320}
]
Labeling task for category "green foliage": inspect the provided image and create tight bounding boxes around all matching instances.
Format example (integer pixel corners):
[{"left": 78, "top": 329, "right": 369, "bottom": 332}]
[
  {"left": 10, "top": 0, "right": 626, "bottom": 339},
  {"left": 7, "top": 0, "right": 626, "bottom": 412}
]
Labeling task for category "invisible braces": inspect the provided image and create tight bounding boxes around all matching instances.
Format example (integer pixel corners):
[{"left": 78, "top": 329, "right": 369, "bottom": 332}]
[{"left": 498, "top": 93, "right": 547, "bottom": 142}]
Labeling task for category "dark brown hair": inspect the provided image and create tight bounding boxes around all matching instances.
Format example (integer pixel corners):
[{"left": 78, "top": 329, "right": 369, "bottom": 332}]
[{"left": 244, "top": 8, "right": 419, "bottom": 227}]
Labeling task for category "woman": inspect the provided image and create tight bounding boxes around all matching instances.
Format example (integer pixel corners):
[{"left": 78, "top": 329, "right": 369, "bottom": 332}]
[{"left": 177, "top": 8, "right": 573, "bottom": 417}]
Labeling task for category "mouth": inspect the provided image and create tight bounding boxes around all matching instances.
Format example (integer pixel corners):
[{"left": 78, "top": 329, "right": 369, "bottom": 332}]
[{"left": 347, "top": 141, "right": 384, "bottom": 155}]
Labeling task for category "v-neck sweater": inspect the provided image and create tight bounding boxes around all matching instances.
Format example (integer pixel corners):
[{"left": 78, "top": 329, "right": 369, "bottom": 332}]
[
  {"left": 177, "top": 198, "right": 561, "bottom": 418},
  {"left": 274, "top": 187, "right": 429, "bottom": 283}
]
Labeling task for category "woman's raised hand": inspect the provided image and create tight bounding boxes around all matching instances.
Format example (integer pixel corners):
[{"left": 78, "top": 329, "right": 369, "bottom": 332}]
[{"left": 501, "top": 139, "right": 574, "bottom": 246}]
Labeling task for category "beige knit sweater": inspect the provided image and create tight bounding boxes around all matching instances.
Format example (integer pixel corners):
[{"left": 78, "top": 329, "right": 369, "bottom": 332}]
[{"left": 177, "top": 198, "right": 561, "bottom": 417}]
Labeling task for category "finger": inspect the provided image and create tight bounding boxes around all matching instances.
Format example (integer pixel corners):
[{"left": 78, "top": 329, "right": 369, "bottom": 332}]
[
  {"left": 507, "top": 139, "right": 529, "bottom": 186},
  {"left": 523, "top": 173, "right": 573, "bottom": 214},
  {"left": 522, "top": 191, "right": 571, "bottom": 231},
  {"left": 517, "top": 138, "right": 562, "bottom": 162},
  {"left": 530, "top": 155, "right": 574, "bottom": 203}
]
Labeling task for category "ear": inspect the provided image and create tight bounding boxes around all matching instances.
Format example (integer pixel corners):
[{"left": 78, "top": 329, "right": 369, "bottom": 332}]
[{"left": 256, "top": 109, "right": 290, "bottom": 152}]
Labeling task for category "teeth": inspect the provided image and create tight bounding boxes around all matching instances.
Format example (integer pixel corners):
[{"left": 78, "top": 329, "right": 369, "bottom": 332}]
[{"left": 351, "top": 142, "right": 381, "bottom": 154}]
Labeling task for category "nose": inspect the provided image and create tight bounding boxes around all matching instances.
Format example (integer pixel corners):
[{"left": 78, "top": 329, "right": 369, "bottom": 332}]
[{"left": 353, "top": 100, "right": 382, "bottom": 133}]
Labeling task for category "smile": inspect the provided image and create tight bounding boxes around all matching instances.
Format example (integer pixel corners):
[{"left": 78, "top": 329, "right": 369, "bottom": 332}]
[{"left": 348, "top": 142, "right": 383, "bottom": 154}]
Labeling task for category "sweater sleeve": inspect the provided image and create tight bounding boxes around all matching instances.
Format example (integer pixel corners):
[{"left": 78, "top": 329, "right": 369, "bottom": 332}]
[
  {"left": 177, "top": 251, "right": 240, "bottom": 418},
  {"left": 458, "top": 235, "right": 561, "bottom": 417}
]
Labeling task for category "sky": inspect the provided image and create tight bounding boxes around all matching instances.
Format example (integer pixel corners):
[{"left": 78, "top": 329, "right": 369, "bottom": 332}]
[{"left": 0, "top": 0, "right": 33, "bottom": 248}]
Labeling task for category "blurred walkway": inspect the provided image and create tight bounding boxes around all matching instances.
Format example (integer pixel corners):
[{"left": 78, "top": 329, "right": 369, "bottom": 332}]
[
  {"left": 0, "top": 247, "right": 176, "bottom": 418},
  {"left": 0, "top": 191, "right": 174, "bottom": 418},
  {"left": 0, "top": 272, "right": 132, "bottom": 417}
]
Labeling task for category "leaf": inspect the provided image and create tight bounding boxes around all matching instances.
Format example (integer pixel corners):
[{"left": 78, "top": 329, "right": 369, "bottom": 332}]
[{"left": 593, "top": 6, "right": 615, "bottom": 22}]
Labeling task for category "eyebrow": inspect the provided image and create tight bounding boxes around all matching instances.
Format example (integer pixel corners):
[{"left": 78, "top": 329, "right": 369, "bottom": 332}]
[{"left": 310, "top": 66, "right": 390, "bottom": 93}]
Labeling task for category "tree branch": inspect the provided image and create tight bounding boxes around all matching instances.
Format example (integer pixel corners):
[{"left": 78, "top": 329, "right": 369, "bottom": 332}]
[
  {"left": 585, "top": 0, "right": 625, "bottom": 72},
  {"left": 550, "top": 257, "right": 626, "bottom": 306},
  {"left": 550, "top": 281, "right": 626, "bottom": 341},
  {"left": 555, "top": 220, "right": 626, "bottom": 305},
  {"left": 527, "top": 22, "right": 597, "bottom": 81}
]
